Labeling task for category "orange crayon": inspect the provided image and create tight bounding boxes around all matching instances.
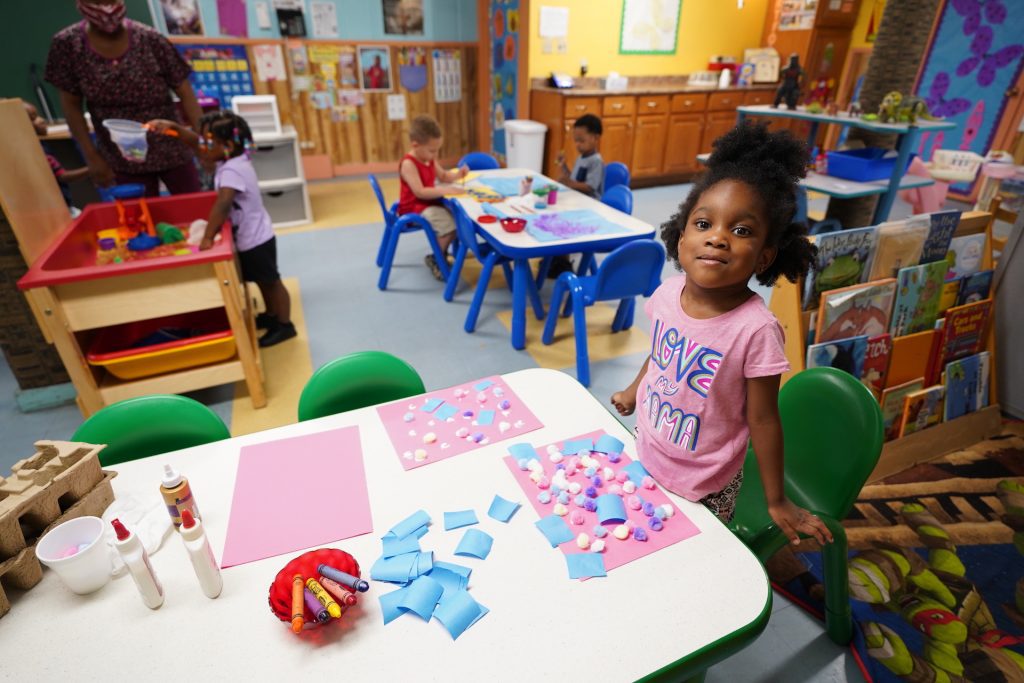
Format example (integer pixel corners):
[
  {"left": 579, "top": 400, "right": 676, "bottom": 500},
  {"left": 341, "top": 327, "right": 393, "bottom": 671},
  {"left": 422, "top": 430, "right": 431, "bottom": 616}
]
[
  {"left": 319, "top": 575, "right": 358, "bottom": 607},
  {"left": 291, "top": 574, "right": 305, "bottom": 633}
]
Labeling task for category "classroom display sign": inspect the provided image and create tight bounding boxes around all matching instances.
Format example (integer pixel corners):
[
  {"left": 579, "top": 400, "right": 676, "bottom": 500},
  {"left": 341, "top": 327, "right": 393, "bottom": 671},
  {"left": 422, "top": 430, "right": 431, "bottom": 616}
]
[
  {"left": 432, "top": 49, "right": 462, "bottom": 103},
  {"left": 175, "top": 44, "right": 254, "bottom": 107},
  {"left": 161, "top": 0, "right": 204, "bottom": 35},
  {"left": 358, "top": 46, "right": 393, "bottom": 92}
]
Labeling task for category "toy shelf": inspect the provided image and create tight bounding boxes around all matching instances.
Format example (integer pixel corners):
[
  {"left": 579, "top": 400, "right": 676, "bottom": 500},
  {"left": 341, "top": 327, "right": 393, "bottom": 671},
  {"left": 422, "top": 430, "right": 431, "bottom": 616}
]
[
  {"left": 252, "top": 127, "right": 312, "bottom": 229},
  {"left": 768, "top": 210, "right": 1002, "bottom": 482}
]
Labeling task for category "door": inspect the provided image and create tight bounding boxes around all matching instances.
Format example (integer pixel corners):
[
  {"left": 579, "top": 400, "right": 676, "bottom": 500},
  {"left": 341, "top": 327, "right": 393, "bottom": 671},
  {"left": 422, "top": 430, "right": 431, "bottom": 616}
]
[
  {"left": 601, "top": 116, "right": 635, "bottom": 167},
  {"left": 664, "top": 114, "right": 703, "bottom": 174},
  {"left": 631, "top": 115, "right": 669, "bottom": 177}
]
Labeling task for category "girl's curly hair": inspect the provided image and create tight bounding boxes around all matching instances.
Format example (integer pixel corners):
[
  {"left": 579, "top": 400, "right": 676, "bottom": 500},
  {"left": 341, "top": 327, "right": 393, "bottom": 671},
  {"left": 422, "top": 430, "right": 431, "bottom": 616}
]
[{"left": 660, "top": 121, "right": 817, "bottom": 286}]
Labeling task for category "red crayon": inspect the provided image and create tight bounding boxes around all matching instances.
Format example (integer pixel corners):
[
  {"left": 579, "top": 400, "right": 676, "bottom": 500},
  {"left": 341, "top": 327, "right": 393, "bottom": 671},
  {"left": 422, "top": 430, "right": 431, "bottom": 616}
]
[{"left": 319, "top": 575, "right": 358, "bottom": 606}]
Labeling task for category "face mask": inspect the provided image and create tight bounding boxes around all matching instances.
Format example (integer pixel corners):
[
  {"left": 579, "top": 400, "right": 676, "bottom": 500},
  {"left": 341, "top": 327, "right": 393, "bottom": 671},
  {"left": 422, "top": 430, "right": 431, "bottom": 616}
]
[{"left": 77, "top": 1, "right": 126, "bottom": 34}]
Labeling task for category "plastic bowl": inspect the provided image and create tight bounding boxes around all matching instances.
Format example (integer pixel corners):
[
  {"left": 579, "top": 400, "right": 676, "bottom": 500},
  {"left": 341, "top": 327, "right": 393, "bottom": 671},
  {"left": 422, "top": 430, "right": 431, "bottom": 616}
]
[
  {"left": 103, "top": 119, "right": 149, "bottom": 163},
  {"left": 500, "top": 217, "right": 527, "bottom": 233},
  {"left": 268, "top": 548, "right": 362, "bottom": 631}
]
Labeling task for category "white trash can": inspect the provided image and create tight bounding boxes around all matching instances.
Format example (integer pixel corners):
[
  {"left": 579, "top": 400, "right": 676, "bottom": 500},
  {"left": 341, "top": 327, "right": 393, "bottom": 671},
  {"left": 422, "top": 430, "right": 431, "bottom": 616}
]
[{"left": 504, "top": 119, "right": 548, "bottom": 172}]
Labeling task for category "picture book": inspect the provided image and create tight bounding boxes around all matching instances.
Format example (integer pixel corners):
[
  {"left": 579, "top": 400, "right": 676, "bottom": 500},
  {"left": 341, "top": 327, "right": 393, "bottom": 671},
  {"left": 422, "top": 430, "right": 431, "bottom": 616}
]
[
  {"left": 889, "top": 261, "right": 947, "bottom": 337},
  {"left": 937, "top": 278, "right": 962, "bottom": 315},
  {"left": 945, "top": 232, "right": 987, "bottom": 280},
  {"left": 955, "top": 269, "right": 994, "bottom": 306},
  {"left": 919, "top": 210, "right": 961, "bottom": 264},
  {"left": 939, "top": 298, "right": 993, "bottom": 364},
  {"left": 816, "top": 279, "right": 897, "bottom": 343},
  {"left": 860, "top": 334, "right": 892, "bottom": 398},
  {"left": 898, "top": 385, "right": 946, "bottom": 438},
  {"left": 944, "top": 351, "right": 991, "bottom": 421},
  {"left": 880, "top": 378, "right": 924, "bottom": 441},
  {"left": 868, "top": 218, "right": 928, "bottom": 280},
  {"left": 805, "top": 335, "right": 869, "bottom": 379},
  {"left": 802, "top": 226, "right": 878, "bottom": 310}
]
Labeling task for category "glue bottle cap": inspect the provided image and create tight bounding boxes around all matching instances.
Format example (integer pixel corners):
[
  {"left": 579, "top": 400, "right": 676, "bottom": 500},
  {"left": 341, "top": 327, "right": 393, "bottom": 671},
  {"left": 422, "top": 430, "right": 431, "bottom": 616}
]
[
  {"left": 162, "top": 464, "right": 183, "bottom": 488},
  {"left": 181, "top": 509, "right": 196, "bottom": 530},
  {"left": 112, "top": 518, "right": 130, "bottom": 541}
]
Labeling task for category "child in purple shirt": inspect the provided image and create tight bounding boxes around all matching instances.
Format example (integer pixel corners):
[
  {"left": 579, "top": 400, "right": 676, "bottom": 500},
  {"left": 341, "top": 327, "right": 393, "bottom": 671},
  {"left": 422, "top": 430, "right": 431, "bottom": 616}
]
[{"left": 148, "top": 111, "right": 294, "bottom": 347}]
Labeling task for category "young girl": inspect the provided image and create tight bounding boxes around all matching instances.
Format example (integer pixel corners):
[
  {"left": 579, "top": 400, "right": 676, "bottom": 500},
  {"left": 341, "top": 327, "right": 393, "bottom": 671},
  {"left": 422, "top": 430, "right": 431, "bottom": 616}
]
[
  {"left": 148, "top": 111, "right": 295, "bottom": 347},
  {"left": 611, "top": 122, "right": 831, "bottom": 546}
]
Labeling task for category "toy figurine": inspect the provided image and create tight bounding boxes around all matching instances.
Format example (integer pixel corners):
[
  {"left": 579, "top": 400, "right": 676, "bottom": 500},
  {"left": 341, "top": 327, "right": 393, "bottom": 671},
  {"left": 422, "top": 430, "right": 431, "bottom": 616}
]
[
  {"left": 847, "top": 101, "right": 862, "bottom": 118},
  {"left": 877, "top": 90, "right": 938, "bottom": 124},
  {"left": 826, "top": 100, "right": 839, "bottom": 117},
  {"left": 773, "top": 53, "right": 803, "bottom": 110}
]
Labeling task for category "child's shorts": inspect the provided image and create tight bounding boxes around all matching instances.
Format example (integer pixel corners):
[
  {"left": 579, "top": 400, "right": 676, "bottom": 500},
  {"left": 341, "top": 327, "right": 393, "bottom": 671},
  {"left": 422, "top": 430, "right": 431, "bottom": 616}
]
[
  {"left": 699, "top": 468, "right": 744, "bottom": 523},
  {"left": 420, "top": 206, "right": 456, "bottom": 237},
  {"left": 237, "top": 236, "right": 280, "bottom": 284}
]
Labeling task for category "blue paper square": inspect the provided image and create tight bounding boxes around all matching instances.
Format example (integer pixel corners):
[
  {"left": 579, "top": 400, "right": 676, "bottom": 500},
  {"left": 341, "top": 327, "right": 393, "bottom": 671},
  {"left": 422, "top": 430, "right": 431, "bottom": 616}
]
[
  {"left": 434, "top": 589, "right": 489, "bottom": 640},
  {"left": 454, "top": 528, "right": 494, "bottom": 560},
  {"left": 593, "top": 434, "right": 625, "bottom": 455},
  {"left": 476, "top": 409, "right": 495, "bottom": 426},
  {"left": 443, "top": 509, "right": 479, "bottom": 530},
  {"left": 434, "top": 403, "right": 459, "bottom": 420},
  {"left": 389, "top": 509, "right": 431, "bottom": 539},
  {"left": 381, "top": 534, "right": 421, "bottom": 558},
  {"left": 535, "top": 515, "right": 574, "bottom": 547},
  {"left": 473, "top": 379, "right": 495, "bottom": 391},
  {"left": 421, "top": 398, "right": 444, "bottom": 413},
  {"left": 487, "top": 495, "right": 521, "bottom": 523},
  {"left": 508, "top": 443, "right": 539, "bottom": 461},
  {"left": 562, "top": 437, "right": 594, "bottom": 455},
  {"left": 379, "top": 586, "right": 411, "bottom": 624},
  {"left": 565, "top": 552, "right": 607, "bottom": 579},
  {"left": 623, "top": 460, "right": 650, "bottom": 486}
]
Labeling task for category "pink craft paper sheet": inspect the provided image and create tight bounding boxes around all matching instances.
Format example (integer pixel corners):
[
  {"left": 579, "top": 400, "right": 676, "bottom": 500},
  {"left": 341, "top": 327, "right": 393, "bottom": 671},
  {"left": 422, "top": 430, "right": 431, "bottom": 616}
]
[
  {"left": 220, "top": 426, "right": 374, "bottom": 568},
  {"left": 377, "top": 375, "right": 544, "bottom": 471},
  {"left": 503, "top": 430, "right": 701, "bottom": 573}
]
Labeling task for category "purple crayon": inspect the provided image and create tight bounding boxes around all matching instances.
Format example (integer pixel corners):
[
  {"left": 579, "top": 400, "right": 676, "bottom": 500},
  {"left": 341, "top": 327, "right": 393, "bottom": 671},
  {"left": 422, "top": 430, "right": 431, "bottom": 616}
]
[
  {"left": 304, "top": 587, "right": 330, "bottom": 623},
  {"left": 318, "top": 564, "right": 370, "bottom": 593}
]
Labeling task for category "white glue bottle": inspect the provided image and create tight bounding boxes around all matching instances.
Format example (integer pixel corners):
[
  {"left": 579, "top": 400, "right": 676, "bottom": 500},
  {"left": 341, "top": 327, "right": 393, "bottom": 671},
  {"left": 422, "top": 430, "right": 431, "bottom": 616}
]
[
  {"left": 111, "top": 519, "right": 164, "bottom": 609},
  {"left": 179, "top": 509, "right": 222, "bottom": 599}
]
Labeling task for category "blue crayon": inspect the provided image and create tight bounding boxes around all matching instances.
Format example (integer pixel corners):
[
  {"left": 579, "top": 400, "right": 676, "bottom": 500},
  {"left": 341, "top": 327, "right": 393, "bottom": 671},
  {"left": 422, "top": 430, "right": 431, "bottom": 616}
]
[
  {"left": 318, "top": 564, "right": 370, "bottom": 593},
  {"left": 304, "top": 587, "right": 330, "bottom": 623}
]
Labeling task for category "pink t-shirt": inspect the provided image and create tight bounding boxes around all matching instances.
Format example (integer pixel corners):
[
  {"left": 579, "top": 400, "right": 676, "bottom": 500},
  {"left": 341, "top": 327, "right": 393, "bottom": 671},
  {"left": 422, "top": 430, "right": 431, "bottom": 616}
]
[{"left": 635, "top": 274, "right": 790, "bottom": 500}]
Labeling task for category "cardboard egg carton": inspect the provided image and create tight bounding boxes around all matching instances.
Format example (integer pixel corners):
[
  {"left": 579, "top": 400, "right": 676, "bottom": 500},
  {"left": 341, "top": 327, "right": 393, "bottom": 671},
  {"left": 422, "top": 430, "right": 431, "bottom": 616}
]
[{"left": 0, "top": 441, "right": 117, "bottom": 617}]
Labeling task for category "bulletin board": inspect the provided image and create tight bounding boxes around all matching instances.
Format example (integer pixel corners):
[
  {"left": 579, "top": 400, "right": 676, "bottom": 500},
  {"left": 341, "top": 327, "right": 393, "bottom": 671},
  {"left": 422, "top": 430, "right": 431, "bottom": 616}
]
[{"left": 175, "top": 43, "right": 255, "bottom": 107}]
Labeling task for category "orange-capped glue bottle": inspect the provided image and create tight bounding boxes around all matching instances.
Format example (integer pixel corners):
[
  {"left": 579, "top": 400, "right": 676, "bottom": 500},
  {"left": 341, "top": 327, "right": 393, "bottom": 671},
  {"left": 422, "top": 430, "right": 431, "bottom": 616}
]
[
  {"left": 160, "top": 464, "right": 200, "bottom": 528},
  {"left": 179, "top": 509, "right": 222, "bottom": 599}
]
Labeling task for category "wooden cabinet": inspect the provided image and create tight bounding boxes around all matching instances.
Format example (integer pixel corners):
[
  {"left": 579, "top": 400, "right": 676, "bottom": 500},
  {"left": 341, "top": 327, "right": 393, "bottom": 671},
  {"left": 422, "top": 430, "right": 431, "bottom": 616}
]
[
  {"left": 603, "top": 96, "right": 636, "bottom": 117},
  {"left": 601, "top": 116, "right": 635, "bottom": 167},
  {"left": 708, "top": 91, "right": 742, "bottom": 112},
  {"left": 671, "top": 93, "right": 708, "bottom": 113},
  {"left": 701, "top": 112, "right": 737, "bottom": 154},
  {"left": 632, "top": 114, "right": 669, "bottom": 177},
  {"left": 563, "top": 98, "right": 601, "bottom": 118},
  {"left": 664, "top": 114, "right": 703, "bottom": 174}
]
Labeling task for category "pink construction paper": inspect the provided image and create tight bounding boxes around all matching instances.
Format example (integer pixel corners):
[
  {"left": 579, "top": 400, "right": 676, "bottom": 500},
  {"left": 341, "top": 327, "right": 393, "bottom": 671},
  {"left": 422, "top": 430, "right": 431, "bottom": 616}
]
[
  {"left": 503, "top": 430, "right": 701, "bottom": 575},
  {"left": 220, "top": 426, "right": 373, "bottom": 568},
  {"left": 377, "top": 376, "right": 544, "bottom": 471}
]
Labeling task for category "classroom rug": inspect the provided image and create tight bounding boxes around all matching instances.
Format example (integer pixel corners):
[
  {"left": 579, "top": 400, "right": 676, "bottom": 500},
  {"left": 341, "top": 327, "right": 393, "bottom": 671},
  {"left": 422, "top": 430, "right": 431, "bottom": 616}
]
[{"left": 771, "top": 423, "right": 1024, "bottom": 683}]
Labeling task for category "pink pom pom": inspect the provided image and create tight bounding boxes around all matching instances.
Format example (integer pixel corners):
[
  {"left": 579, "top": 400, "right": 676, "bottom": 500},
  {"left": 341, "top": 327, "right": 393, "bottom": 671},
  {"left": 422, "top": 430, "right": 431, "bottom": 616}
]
[
  {"left": 626, "top": 495, "right": 642, "bottom": 510},
  {"left": 615, "top": 471, "right": 629, "bottom": 483},
  {"left": 641, "top": 476, "right": 656, "bottom": 490}
]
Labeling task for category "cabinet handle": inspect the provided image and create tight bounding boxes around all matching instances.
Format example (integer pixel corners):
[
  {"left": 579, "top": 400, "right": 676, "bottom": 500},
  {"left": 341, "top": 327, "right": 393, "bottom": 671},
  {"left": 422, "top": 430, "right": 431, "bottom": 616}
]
[
  {"left": 646, "top": 101, "right": 657, "bottom": 108},
  {"left": 684, "top": 100, "right": 692, "bottom": 106},
  {"left": 575, "top": 104, "right": 586, "bottom": 111},
  {"left": 612, "top": 103, "right": 623, "bottom": 109}
]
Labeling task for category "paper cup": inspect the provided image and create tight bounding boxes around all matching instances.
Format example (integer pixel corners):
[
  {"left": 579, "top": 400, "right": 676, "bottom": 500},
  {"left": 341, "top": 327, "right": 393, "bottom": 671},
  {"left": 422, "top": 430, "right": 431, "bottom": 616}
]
[
  {"left": 36, "top": 516, "right": 111, "bottom": 594},
  {"left": 103, "top": 119, "right": 149, "bottom": 163},
  {"left": 547, "top": 188, "right": 558, "bottom": 205}
]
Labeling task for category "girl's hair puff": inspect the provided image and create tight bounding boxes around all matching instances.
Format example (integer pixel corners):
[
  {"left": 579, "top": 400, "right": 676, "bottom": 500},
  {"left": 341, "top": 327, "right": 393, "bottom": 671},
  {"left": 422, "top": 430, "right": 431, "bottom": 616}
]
[
  {"left": 660, "top": 121, "right": 817, "bottom": 286},
  {"left": 198, "top": 110, "right": 254, "bottom": 158}
]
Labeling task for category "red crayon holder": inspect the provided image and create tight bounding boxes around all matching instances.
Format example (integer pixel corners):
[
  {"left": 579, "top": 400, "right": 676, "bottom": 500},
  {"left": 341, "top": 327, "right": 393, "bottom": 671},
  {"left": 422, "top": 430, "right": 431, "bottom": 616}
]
[{"left": 268, "top": 548, "right": 362, "bottom": 631}]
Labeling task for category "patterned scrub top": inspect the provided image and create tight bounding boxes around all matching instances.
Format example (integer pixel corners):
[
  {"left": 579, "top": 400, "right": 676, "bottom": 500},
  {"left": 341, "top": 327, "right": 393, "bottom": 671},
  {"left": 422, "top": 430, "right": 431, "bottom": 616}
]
[{"left": 45, "top": 19, "right": 194, "bottom": 175}]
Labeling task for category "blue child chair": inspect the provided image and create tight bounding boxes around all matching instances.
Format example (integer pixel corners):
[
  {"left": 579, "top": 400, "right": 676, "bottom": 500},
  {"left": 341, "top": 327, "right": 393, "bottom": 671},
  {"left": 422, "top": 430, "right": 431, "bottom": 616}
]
[
  {"left": 446, "top": 203, "right": 545, "bottom": 332},
  {"left": 601, "top": 185, "right": 634, "bottom": 215},
  {"left": 457, "top": 152, "right": 500, "bottom": 171},
  {"left": 370, "top": 174, "right": 450, "bottom": 290},
  {"left": 542, "top": 239, "right": 665, "bottom": 387},
  {"left": 604, "top": 162, "right": 631, "bottom": 191}
]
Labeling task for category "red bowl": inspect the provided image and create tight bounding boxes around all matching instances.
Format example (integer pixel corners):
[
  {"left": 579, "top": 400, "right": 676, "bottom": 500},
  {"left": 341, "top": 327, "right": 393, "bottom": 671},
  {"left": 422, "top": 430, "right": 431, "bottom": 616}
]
[
  {"left": 500, "top": 217, "right": 527, "bottom": 233},
  {"left": 268, "top": 548, "right": 362, "bottom": 631}
]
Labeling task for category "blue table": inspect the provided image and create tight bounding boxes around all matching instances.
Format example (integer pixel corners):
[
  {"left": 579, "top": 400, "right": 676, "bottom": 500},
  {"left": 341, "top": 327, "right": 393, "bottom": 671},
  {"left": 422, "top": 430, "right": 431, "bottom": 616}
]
[{"left": 452, "top": 169, "right": 657, "bottom": 350}]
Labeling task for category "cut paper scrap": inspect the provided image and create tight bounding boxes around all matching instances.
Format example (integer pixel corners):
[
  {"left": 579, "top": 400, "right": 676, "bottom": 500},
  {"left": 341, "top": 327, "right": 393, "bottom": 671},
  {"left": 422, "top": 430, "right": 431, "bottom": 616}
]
[
  {"left": 487, "top": 495, "right": 521, "bottom": 523},
  {"left": 434, "top": 589, "right": 489, "bottom": 640},
  {"left": 220, "top": 426, "right": 372, "bottom": 568},
  {"left": 535, "top": 514, "right": 574, "bottom": 547},
  {"left": 566, "top": 552, "right": 607, "bottom": 579},
  {"left": 398, "top": 575, "right": 444, "bottom": 621},
  {"left": 561, "top": 437, "right": 594, "bottom": 455},
  {"left": 595, "top": 493, "right": 627, "bottom": 525},
  {"left": 431, "top": 561, "right": 472, "bottom": 598},
  {"left": 524, "top": 209, "right": 633, "bottom": 243},
  {"left": 504, "top": 429, "right": 701, "bottom": 576},
  {"left": 454, "top": 528, "right": 493, "bottom": 560},
  {"left": 382, "top": 534, "right": 421, "bottom": 558},
  {"left": 377, "top": 375, "right": 544, "bottom": 471},
  {"left": 594, "top": 434, "right": 625, "bottom": 455},
  {"left": 379, "top": 585, "right": 411, "bottom": 625},
  {"left": 472, "top": 175, "right": 556, "bottom": 197},
  {"left": 388, "top": 510, "right": 430, "bottom": 540},
  {"left": 443, "top": 510, "right": 479, "bottom": 531},
  {"left": 508, "top": 443, "right": 540, "bottom": 462}
]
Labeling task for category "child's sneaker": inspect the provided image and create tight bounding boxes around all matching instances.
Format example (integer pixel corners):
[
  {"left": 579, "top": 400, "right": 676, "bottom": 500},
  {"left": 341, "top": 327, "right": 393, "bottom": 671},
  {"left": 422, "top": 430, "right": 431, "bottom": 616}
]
[
  {"left": 255, "top": 312, "right": 277, "bottom": 330},
  {"left": 259, "top": 321, "right": 297, "bottom": 347},
  {"left": 424, "top": 253, "right": 445, "bottom": 281}
]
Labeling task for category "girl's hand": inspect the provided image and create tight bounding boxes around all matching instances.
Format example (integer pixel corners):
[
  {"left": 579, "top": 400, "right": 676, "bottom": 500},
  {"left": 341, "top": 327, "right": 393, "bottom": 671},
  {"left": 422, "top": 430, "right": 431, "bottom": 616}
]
[
  {"left": 610, "top": 391, "right": 636, "bottom": 416},
  {"left": 144, "top": 119, "right": 178, "bottom": 135},
  {"left": 768, "top": 499, "right": 833, "bottom": 546}
]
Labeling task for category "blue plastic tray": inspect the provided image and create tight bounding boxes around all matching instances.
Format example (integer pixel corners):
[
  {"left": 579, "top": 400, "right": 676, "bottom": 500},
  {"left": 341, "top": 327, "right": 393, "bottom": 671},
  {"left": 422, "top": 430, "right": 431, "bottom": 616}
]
[{"left": 825, "top": 148, "right": 916, "bottom": 182}]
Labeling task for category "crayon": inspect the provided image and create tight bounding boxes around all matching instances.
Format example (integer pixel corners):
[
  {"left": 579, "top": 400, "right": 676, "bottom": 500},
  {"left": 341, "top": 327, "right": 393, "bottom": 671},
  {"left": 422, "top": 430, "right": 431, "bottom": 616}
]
[
  {"left": 291, "top": 574, "right": 304, "bottom": 633},
  {"left": 305, "top": 577, "right": 342, "bottom": 618},
  {"left": 303, "top": 587, "right": 330, "bottom": 623},
  {"left": 319, "top": 576, "right": 358, "bottom": 606},
  {"left": 318, "top": 564, "right": 370, "bottom": 592}
]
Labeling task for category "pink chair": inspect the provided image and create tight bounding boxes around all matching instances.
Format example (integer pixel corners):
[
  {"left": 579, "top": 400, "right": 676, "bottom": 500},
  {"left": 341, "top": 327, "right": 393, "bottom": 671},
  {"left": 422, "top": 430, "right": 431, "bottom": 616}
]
[{"left": 899, "top": 155, "right": 950, "bottom": 215}]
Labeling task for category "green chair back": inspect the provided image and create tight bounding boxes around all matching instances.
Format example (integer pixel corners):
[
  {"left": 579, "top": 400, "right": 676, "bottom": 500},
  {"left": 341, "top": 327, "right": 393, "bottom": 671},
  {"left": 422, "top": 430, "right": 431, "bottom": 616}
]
[
  {"left": 298, "top": 351, "right": 425, "bottom": 421},
  {"left": 72, "top": 395, "right": 231, "bottom": 467}
]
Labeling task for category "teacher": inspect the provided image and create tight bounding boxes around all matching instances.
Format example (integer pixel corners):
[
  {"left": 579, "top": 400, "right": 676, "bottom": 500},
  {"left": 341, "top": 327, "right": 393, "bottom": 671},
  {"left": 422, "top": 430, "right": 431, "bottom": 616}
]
[{"left": 45, "top": 0, "right": 202, "bottom": 196}]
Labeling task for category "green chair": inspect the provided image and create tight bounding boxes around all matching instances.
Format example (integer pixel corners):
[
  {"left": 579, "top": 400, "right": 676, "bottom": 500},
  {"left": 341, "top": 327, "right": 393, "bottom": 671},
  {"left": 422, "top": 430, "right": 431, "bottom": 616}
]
[
  {"left": 728, "top": 366, "right": 883, "bottom": 646},
  {"left": 298, "top": 351, "right": 425, "bottom": 421},
  {"left": 72, "top": 395, "right": 231, "bottom": 467}
]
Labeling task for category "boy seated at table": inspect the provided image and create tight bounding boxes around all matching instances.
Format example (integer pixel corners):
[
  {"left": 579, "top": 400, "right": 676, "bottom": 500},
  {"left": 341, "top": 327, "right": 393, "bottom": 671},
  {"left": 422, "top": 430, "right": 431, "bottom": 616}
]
[
  {"left": 551, "top": 113, "right": 605, "bottom": 276},
  {"left": 398, "top": 114, "right": 469, "bottom": 281}
]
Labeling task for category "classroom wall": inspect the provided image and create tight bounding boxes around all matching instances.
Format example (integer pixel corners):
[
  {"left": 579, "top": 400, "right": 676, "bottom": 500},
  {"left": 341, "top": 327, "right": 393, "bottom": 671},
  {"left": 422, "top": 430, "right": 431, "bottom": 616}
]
[
  {"left": 526, "top": 0, "right": 771, "bottom": 79},
  {"left": 850, "top": 0, "right": 885, "bottom": 50}
]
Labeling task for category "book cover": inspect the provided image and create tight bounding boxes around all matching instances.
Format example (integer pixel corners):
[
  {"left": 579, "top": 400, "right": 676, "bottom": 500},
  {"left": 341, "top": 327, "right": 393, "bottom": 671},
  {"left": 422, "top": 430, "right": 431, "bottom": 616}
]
[
  {"left": 816, "top": 279, "right": 897, "bottom": 343},
  {"left": 889, "top": 261, "right": 948, "bottom": 336},
  {"left": 805, "top": 335, "right": 869, "bottom": 379},
  {"left": 945, "top": 232, "right": 987, "bottom": 280},
  {"left": 868, "top": 218, "right": 928, "bottom": 280},
  {"left": 802, "top": 226, "right": 878, "bottom": 310},
  {"left": 940, "top": 298, "right": 993, "bottom": 364},
  {"left": 944, "top": 351, "right": 991, "bottom": 421},
  {"left": 937, "top": 278, "right": 962, "bottom": 315},
  {"left": 880, "top": 378, "right": 925, "bottom": 441},
  {"left": 898, "top": 385, "right": 946, "bottom": 438},
  {"left": 924, "top": 317, "right": 947, "bottom": 386},
  {"left": 919, "top": 210, "right": 962, "bottom": 264},
  {"left": 955, "top": 269, "right": 994, "bottom": 306},
  {"left": 887, "top": 329, "right": 937, "bottom": 388},
  {"left": 860, "top": 334, "right": 893, "bottom": 398}
]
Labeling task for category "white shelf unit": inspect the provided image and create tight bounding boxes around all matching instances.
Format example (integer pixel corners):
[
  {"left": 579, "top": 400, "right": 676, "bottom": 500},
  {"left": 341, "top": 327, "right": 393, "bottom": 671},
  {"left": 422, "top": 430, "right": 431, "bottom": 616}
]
[{"left": 251, "top": 127, "right": 312, "bottom": 229}]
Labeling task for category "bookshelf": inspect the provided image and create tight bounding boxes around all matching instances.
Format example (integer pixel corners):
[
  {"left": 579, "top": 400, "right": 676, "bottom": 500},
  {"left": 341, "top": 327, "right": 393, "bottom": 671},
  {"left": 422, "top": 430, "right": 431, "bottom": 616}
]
[{"left": 769, "top": 210, "right": 1001, "bottom": 482}]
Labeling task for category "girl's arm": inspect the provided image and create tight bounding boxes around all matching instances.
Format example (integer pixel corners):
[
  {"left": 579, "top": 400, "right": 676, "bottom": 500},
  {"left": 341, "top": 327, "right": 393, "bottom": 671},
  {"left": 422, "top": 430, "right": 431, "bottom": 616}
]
[
  {"left": 611, "top": 357, "right": 649, "bottom": 416},
  {"left": 199, "top": 187, "right": 236, "bottom": 250},
  {"left": 144, "top": 119, "right": 201, "bottom": 151},
  {"left": 747, "top": 374, "right": 832, "bottom": 545},
  {"left": 400, "top": 158, "right": 458, "bottom": 199}
]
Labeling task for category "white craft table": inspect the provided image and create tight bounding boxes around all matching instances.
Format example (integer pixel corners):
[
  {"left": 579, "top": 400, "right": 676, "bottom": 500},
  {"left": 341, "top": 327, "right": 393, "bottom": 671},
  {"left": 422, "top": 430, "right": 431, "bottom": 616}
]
[{"left": 3, "top": 369, "right": 770, "bottom": 681}]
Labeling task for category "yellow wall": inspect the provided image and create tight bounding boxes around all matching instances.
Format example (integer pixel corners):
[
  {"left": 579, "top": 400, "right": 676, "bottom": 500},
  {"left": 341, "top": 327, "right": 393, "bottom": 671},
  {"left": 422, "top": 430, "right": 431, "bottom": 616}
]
[
  {"left": 851, "top": 0, "right": 885, "bottom": 49},
  {"left": 528, "top": 0, "right": 771, "bottom": 79}
]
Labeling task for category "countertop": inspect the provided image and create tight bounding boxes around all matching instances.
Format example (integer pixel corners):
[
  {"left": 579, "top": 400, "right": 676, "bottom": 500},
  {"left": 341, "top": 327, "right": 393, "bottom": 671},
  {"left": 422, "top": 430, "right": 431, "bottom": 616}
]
[{"left": 531, "top": 83, "right": 777, "bottom": 96}]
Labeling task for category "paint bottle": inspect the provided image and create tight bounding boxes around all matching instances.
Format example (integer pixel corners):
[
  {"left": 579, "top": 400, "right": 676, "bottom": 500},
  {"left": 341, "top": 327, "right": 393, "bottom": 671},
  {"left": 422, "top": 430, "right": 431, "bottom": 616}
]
[
  {"left": 520, "top": 175, "right": 533, "bottom": 196},
  {"left": 160, "top": 463, "right": 200, "bottom": 528},
  {"left": 179, "top": 509, "right": 222, "bottom": 599},
  {"left": 111, "top": 519, "right": 164, "bottom": 609}
]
